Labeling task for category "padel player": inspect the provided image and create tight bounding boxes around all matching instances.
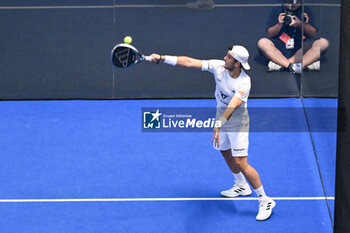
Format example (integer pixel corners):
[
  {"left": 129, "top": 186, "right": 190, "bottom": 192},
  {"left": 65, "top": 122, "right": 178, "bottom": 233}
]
[{"left": 148, "top": 45, "right": 276, "bottom": 221}]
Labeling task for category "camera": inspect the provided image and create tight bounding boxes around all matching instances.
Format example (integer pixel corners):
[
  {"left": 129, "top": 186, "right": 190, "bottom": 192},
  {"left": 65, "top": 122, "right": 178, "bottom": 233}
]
[
  {"left": 282, "top": 0, "right": 299, "bottom": 25},
  {"left": 283, "top": 10, "right": 295, "bottom": 25}
]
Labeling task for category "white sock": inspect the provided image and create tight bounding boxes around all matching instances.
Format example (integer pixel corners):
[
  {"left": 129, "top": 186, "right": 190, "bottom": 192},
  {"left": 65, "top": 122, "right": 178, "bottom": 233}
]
[
  {"left": 233, "top": 172, "right": 247, "bottom": 186},
  {"left": 254, "top": 186, "right": 268, "bottom": 200}
]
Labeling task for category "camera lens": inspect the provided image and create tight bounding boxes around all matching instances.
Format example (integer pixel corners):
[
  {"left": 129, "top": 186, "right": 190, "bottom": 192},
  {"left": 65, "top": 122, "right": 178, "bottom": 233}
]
[{"left": 284, "top": 15, "right": 292, "bottom": 25}]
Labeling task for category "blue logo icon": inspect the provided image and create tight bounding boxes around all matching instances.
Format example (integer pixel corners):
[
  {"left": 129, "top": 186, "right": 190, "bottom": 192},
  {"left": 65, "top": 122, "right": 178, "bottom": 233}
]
[{"left": 143, "top": 109, "right": 162, "bottom": 129}]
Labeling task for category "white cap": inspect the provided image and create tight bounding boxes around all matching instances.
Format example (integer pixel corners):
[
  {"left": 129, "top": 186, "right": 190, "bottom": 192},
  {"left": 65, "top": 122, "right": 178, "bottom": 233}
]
[{"left": 229, "top": 45, "right": 250, "bottom": 70}]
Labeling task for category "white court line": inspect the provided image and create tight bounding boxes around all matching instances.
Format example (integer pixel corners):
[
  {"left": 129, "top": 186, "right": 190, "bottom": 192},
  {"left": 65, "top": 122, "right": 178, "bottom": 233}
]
[
  {"left": 0, "top": 197, "right": 334, "bottom": 203},
  {"left": 0, "top": 3, "right": 340, "bottom": 10}
]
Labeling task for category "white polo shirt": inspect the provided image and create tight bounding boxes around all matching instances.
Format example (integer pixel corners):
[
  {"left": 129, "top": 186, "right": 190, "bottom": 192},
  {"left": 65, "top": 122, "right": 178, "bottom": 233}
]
[{"left": 202, "top": 60, "right": 251, "bottom": 108}]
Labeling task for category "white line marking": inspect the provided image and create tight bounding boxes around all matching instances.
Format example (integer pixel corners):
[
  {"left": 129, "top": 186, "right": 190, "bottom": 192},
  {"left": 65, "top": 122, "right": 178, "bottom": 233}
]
[
  {"left": 115, "top": 4, "right": 186, "bottom": 8},
  {"left": 0, "top": 197, "right": 335, "bottom": 203},
  {"left": 215, "top": 3, "right": 340, "bottom": 7},
  {"left": 304, "top": 3, "right": 341, "bottom": 7},
  {"left": 0, "top": 5, "right": 114, "bottom": 10},
  {"left": 0, "top": 3, "right": 340, "bottom": 10}
]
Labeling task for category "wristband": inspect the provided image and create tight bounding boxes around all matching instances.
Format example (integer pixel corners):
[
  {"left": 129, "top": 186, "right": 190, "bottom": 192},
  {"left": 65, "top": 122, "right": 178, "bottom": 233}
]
[
  {"left": 215, "top": 116, "right": 227, "bottom": 128},
  {"left": 156, "top": 55, "right": 162, "bottom": 64},
  {"left": 164, "top": 55, "right": 177, "bottom": 66}
]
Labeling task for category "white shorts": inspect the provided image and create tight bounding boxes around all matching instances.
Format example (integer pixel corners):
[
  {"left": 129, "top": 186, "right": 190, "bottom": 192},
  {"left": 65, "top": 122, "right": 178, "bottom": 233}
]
[
  {"left": 213, "top": 131, "right": 249, "bottom": 157},
  {"left": 214, "top": 106, "right": 249, "bottom": 156}
]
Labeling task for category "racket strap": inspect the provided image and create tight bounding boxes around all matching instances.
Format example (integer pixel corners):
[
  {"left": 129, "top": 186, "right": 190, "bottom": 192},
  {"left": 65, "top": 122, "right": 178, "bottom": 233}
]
[{"left": 156, "top": 55, "right": 163, "bottom": 64}]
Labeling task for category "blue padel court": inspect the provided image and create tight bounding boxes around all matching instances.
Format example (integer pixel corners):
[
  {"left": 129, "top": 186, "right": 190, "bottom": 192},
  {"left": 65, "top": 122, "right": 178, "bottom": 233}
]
[{"left": 0, "top": 98, "right": 336, "bottom": 233}]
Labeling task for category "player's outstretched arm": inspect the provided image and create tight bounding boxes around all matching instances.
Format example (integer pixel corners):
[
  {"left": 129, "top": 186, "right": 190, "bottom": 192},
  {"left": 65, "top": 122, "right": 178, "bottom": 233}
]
[{"left": 149, "top": 53, "right": 203, "bottom": 69}]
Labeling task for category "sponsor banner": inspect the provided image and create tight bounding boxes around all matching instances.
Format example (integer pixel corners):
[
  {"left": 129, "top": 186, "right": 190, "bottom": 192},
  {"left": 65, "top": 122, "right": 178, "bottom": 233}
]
[{"left": 142, "top": 107, "right": 338, "bottom": 132}]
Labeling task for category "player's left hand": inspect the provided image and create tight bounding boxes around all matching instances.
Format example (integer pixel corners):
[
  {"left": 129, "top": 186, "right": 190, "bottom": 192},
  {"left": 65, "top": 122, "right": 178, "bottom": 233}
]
[
  {"left": 290, "top": 15, "right": 303, "bottom": 28},
  {"left": 211, "top": 127, "right": 220, "bottom": 148}
]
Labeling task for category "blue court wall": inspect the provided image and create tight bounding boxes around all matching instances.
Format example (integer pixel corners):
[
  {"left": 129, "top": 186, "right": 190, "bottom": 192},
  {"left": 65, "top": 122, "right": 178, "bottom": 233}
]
[{"left": 0, "top": 0, "right": 340, "bottom": 99}]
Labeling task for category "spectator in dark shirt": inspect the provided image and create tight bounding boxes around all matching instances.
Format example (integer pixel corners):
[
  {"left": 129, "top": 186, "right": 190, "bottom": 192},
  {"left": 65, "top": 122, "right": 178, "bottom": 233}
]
[{"left": 257, "top": 0, "right": 329, "bottom": 74}]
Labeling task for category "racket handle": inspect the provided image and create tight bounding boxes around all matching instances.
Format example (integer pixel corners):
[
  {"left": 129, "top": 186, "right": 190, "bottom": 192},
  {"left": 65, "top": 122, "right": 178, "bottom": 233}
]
[{"left": 144, "top": 56, "right": 152, "bottom": 61}]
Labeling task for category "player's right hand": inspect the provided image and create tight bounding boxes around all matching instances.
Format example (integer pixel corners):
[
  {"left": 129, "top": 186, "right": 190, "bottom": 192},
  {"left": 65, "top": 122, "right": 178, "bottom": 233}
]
[
  {"left": 149, "top": 53, "right": 162, "bottom": 63},
  {"left": 278, "top": 13, "right": 286, "bottom": 24}
]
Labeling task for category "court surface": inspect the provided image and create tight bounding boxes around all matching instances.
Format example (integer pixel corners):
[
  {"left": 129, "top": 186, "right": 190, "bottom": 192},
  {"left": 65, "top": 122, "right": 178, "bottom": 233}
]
[{"left": 0, "top": 98, "right": 336, "bottom": 233}]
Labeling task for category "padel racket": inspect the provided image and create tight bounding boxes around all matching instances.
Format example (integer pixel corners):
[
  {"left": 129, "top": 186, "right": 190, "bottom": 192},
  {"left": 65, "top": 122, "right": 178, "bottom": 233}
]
[{"left": 111, "top": 43, "right": 151, "bottom": 68}]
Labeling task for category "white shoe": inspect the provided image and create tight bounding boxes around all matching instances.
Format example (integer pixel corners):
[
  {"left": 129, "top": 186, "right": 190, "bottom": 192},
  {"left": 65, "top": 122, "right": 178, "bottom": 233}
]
[
  {"left": 186, "top": 0, "right": 214, "bottom": 10},
  {"left": 292, "top": 63, "right": 302, "bottom": 74},
  {"left": 306, "top": 61, "right": 320, "bottom": 71},
  {"left": 267, "top": 61, "right": 282, "bottom": 71},
  {"left": 256, "top": 197, "right": 276, "bottom": 221},
  {"left": 220, "top": 184, "right": 252, "bottom": 198}
]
